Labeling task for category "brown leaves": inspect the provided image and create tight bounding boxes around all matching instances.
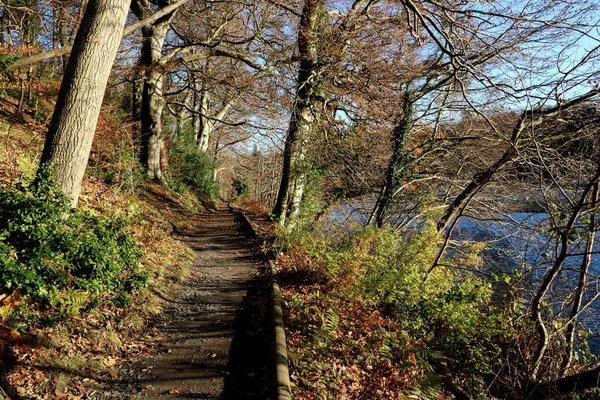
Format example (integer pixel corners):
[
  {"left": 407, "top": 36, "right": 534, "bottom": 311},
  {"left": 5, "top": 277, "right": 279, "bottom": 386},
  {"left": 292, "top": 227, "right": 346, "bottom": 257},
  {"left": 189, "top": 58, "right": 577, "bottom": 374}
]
[
  {"left": 0, "top": 288, "right": 23, "bottom": 307},
  {"left": 280, "top": 273, "right": 412, "bottom": 399},
  {"left": 104, "top": 358, "right": 118, "bottom": 367}
]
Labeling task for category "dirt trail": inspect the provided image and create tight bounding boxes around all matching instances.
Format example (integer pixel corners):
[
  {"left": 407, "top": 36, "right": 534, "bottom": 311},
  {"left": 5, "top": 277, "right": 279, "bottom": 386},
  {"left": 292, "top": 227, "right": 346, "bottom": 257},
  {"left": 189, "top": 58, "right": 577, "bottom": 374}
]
[{"left": 96, "top": 207, "right": 270, "bottom": 399}]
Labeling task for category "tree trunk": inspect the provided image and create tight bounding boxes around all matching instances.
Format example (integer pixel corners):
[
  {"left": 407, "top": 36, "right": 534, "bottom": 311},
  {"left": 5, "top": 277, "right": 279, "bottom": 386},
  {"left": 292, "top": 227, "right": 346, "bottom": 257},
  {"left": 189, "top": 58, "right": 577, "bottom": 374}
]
[
  {"left": 368, "top": 90, "right": 414, "bottom": 227},
  {"left": 175, "top": 91, "right": 190, "bottom": 137},
  {"left": 561, "top": 182, "right": 598, "bottom": 375},
  {"left": 134, "top": 6, "right": 175, "bottom": 181},
  {"left": 198, "top": 95, "right": 234, "bottom": 154},
  {"left": 0, "top": 11, "right": 4, "bottom": 46},
  {"left": 131, "top": 59, "right": 143, "bottom": 151},
  {"left": 192, "top": 83, "right": 201, "bottom": 140},
  {"left": 197, "top": 88, "right": 212, "bottom": 153},
  {"left": 39, "top": 0, "right": 130, "bottom": 207},
  {"left": 58, "top": 4, "right": 69, "bottom": 72},
  {"left": 141, "top": 67, "right": 166, "bottom": 180},
  {"left": 16, "top": 74, "right": 25, "bottom": 115},
  {"left": 272, "top": 0, "right": 323, "bottom": 230}
]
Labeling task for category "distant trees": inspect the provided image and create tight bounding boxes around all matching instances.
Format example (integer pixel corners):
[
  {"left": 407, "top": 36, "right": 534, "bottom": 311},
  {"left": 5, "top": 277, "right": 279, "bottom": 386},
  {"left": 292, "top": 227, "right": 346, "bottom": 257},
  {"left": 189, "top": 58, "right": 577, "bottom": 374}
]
[{"left": 130, "top": 0, "right": 180, "bottom": 181}]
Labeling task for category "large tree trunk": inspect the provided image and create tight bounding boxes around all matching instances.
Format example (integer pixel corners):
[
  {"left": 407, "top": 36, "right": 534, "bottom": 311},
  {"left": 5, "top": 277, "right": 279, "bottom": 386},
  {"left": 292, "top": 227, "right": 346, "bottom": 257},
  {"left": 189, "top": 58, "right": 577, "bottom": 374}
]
[
  {"left": 141, "top": 65, "right": 167, "bottom": 180},
  {"left": 272, "top": 0, "right": 323, "bottom": 230},
  {"left": 39, "top": 0, "right": 130, "bottom": 207}
]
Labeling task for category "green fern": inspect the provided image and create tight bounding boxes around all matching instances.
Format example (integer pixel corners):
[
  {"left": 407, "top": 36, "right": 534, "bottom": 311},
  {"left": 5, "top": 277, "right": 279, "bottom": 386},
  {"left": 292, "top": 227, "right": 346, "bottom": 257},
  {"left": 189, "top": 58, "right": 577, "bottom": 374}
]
[
  {"left": 406, "top": 375, "right": 443, "bottom": 400},
  {"left": 48, "top": 287, "right": 89, "bottom": 316}
]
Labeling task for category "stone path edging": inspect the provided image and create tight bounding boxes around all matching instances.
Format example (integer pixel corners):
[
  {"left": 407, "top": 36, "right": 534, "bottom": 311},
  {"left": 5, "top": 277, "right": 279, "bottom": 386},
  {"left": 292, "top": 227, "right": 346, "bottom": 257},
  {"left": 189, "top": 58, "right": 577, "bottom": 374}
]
[{"left": 236, "top": 211, "right": 292, "bottom": 400}]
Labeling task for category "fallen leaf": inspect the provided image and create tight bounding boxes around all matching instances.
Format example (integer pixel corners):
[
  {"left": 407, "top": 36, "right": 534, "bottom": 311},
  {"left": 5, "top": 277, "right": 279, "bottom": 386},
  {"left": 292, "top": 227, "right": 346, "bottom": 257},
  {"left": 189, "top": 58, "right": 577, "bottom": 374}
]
[{"left": 104, "top": 358, "right": 117, "bottom": 367}]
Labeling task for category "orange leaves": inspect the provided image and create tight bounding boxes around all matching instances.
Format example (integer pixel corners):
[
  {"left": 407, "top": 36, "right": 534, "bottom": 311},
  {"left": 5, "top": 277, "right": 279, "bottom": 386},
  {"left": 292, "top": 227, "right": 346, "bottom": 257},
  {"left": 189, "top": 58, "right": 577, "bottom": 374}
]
[
  {"left": 0, "top": 45, "right": 42, "bottom": 55},
  {"left": 0, "top": 288, "right": 23, "bottom": 308}
]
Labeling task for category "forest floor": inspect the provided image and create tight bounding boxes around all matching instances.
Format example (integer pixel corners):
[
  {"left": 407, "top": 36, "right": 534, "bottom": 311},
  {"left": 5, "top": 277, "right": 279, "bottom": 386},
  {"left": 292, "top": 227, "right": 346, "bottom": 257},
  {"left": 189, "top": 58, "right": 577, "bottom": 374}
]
[
  {"left": 0, "top": 203, "right": 271, "bottom": 400},
  {"left": 0, "top": 95, "right": 273, "bottom": 399},
  {"left": 93, "top": 206, "right": 271, "bottom": 400}
]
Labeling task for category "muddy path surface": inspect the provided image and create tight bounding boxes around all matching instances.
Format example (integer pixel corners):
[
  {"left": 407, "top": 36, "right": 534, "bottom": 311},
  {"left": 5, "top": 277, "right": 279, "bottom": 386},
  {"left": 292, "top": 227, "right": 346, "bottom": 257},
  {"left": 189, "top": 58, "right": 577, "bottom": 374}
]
[{"left": 95, "top": 207, "right": 270, "bottom": 400}]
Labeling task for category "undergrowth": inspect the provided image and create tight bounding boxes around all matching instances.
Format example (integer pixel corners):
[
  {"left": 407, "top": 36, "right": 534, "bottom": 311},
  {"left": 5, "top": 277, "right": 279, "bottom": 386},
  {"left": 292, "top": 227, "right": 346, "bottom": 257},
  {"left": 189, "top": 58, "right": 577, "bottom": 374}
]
[
  {"left": 276, "top": 222, "right": 511, "bottom": 399},
  {"left": 167, "top": 130, "right": 218, "bottom": 207},
  {"left": 0, "top": 165, "right": 195, "bottom": 399},
  {"left": 0, "top": 82, "right": 199, "bottom": 399},
  {"left": 0, "top": 165, "right": 147, "bottom": 315}
]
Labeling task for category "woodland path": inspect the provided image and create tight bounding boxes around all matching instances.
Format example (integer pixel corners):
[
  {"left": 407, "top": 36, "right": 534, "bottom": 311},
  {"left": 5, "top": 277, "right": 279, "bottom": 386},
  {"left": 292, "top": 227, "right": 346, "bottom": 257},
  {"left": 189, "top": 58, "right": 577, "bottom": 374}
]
[{"left": 96, "top": 206, "right": 270, "bottom": 399}]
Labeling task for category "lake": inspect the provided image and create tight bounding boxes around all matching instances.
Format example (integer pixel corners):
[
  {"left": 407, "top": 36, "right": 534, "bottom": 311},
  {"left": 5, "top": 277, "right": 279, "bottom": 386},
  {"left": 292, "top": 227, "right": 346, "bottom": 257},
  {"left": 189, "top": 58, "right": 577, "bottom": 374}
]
[{"left": 324, "top": 204, "right": 600, "bottom": 354}]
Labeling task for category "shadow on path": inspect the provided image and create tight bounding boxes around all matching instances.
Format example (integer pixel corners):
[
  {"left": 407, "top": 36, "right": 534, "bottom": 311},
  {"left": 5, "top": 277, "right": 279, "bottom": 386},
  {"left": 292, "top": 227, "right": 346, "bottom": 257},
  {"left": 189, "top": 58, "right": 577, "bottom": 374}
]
[{"left": 94, "top": 208, "right": 270, "bottom": 400}]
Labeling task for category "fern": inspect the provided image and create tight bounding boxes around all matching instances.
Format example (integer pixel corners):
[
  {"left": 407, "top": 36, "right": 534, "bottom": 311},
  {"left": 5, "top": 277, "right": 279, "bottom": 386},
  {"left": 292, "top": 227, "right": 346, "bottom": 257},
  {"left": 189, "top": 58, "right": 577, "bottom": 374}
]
[
  {"left": 321, "top": 309, "right": 339, "bottom": 336},
  {"left": 48, "top": 287, "right": 89, "bottom": 316},
  {"left": 311, "top": 308, "right": 340, "bottom": 349},
  {"left": 406, "top": 375, "right": 443, "bottom": 400}
]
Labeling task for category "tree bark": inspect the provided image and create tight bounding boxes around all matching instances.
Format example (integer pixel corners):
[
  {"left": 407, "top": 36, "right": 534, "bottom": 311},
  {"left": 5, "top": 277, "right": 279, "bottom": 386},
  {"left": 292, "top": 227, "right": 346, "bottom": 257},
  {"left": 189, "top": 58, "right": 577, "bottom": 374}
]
[
  {"left": 141, "top": 64, "right": 167, "bottom": 180},
  {"left": 196, "top": 88, "right": 211, "bottom": 152},
  {"left": 272, "top": 0, "right": 323, "bottom": 229},
  {"left": 39, "top": 0, "right": 130, "bottom": 207},
  {"left": 368, "top": 90, "right": 414, "bottom": 227},
  {"left": 131, "top": 0, "right": 178, "bottom": 181},
  {"left": 131, "top": 57, "right": 143, "bottom": 149}
]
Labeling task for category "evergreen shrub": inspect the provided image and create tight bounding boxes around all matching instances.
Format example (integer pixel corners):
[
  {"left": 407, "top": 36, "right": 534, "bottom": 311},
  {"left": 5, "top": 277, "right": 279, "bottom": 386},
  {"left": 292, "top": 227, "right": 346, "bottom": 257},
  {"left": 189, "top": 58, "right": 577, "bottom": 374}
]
[{"left": 0, "top": 165, "right": 147, "bottom": 303}]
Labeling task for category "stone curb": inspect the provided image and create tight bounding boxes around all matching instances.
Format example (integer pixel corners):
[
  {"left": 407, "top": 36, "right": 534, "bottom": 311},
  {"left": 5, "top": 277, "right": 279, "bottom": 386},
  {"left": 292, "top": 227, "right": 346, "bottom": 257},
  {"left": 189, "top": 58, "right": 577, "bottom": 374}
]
[{"left": 235, "top": 210, "right": 292, "bottom": 400}]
